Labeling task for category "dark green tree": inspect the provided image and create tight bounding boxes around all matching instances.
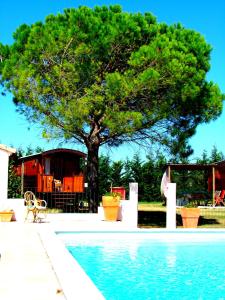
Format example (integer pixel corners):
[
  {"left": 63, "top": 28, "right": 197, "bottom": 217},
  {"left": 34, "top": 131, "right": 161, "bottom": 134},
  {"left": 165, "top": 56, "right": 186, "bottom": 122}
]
[
  {"left": 194, "top": 150, "right": 211, "bottom": 192},
  {"left": 8, "top": 153, "right": 21, "bottom": 198},
  {"left": 128, "top": 153, "right": 146, "bottom": 199},
  {"left": 111, "top": 160, "right": 124, "bottom": 187},
  {"left": 209, "top": 145, "right": 224, "bottom": 162},
  {"left": 196, "top": 149, "right": 209, "bottom": 164},
  {"left": 122, "top": 158, "right": 133, "bottom": 192},
  {"left": 1, "top": 6, "right": 223, "bottom": 211},
  {"left": 98, "top": 154, "right": 112, "bottom": 196},
  {"left": 143, "top": 153, "right": 168, "bottom": 201}
]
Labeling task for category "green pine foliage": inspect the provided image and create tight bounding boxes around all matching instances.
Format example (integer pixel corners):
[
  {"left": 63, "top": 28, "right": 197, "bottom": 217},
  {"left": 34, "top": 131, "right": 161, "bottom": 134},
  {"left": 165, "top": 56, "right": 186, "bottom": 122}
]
[
  {"left": 99, "top": 152, "right": 167, "bottom": 201},
  {"left": 98, "top": 154, "right": 112, "bottom": 195},
  {"left": 8, "top": 154, "right": 21, "bottom": 198}
]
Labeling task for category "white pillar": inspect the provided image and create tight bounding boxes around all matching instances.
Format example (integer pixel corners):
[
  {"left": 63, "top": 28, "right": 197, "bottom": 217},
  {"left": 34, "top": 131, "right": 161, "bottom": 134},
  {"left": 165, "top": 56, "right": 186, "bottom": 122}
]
[
  {"left": 120, "top": 183, "right": 138, "bottom": 227},
  {"left": 0, "top": 144, "right": 16, "bottom": 201},
  {"left": 130, "top": 182, "right": 138, "bottom": 227},
  {"left": 166, "top": 183, "right": 176, "bottom": 230}
]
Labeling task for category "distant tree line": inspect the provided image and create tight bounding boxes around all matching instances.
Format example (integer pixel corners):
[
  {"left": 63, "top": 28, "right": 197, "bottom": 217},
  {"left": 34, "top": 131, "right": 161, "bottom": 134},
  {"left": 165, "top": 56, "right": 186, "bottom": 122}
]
[
  {"left": 98, "top": 146, "right": 224, "bottom": 201},
  {"left": 98, "top": 152, "right": 167, "bottom": 201},
  {"left": 8, "top": 145, "right": 224, "bottom": 201}
]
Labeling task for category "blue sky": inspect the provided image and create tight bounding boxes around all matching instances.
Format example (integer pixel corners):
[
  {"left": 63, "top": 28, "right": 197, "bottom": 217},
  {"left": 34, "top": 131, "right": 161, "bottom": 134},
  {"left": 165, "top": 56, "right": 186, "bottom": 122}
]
[{"left": 0, "top": 0, "right": 224, "bottom": 161}]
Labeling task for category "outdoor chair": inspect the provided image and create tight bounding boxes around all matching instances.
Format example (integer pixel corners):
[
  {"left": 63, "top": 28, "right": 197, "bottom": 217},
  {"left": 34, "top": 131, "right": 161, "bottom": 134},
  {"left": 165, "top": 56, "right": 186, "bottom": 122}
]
[
  {"left": 214, "top": 190, "right": 225, "bottom": 206},
  {"left": 24, "top": 191, "right": 47, "bottom": 222},
  {"left": 54, "top": 179, "right": 62, "bottom": 192}
]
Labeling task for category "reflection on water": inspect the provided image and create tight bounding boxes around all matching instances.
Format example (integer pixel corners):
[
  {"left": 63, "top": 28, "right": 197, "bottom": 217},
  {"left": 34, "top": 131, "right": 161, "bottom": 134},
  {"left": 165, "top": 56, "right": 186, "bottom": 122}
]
[
  {"left": 100, "top": 239, "right": 139, "bottom": 261},
  {"left": 128, "top": 243, "right": 138, "bottom": 260},
  {"left": 166, "top": 244, "right": 177, "bottom": 268}
]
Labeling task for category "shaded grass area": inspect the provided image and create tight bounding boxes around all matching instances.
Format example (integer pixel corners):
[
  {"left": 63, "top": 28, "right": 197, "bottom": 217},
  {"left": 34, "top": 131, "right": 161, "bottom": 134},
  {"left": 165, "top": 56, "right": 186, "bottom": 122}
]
[
  {"left": 138, "top": 202, "right": 225, "bottom": 228},
  {"left": 138, "top": 202, "right": 167, "bottom": 228}
]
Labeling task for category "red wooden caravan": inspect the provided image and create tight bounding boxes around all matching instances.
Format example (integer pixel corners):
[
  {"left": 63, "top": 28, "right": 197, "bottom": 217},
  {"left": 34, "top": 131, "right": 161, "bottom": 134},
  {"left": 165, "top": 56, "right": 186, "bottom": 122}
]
[{"left": 16, "top": 148, "right": 87, "bottom": 211}]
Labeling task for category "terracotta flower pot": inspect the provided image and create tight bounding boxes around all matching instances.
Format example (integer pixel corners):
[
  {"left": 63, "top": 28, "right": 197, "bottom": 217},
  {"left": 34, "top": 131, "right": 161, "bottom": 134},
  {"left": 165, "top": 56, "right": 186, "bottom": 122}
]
[
  {"left": 180, "top": 207, "right": 200, "bottom": 228},
  {"left": 0, "top": 211, "right": 14, "bottom": 222},
  {"left": 102, "top": 196, "right": 120, "bottom": 221}
]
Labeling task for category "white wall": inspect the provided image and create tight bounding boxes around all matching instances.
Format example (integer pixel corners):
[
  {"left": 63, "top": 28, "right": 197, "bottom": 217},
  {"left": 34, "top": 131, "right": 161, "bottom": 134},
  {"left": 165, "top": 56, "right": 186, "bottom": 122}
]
[{"left": 0, "top": 144, "right": 16, "bottom": 201}]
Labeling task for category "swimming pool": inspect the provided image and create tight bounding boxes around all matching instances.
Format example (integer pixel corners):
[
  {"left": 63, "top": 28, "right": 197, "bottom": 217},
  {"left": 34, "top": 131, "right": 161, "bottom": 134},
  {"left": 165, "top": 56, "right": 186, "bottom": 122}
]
[{"left": 58, "top": 231, "right": 225, "bottom": 300}]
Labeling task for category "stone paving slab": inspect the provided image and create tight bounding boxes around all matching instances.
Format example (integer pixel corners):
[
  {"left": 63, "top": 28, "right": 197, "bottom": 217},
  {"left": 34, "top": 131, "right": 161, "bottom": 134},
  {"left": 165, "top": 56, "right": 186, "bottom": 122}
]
[{"left": 0, "top": 222, "right": 65, "bottom": 300}]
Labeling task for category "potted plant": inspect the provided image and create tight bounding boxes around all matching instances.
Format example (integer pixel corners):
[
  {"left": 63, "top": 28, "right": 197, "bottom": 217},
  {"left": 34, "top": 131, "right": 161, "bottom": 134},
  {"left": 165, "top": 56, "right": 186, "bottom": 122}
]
[
  {"left": 102, "top": 192, "right": 121, "bottom": 221},
  {"left": 180, "top": 202, "right": 200, "bottom": 228},
  {"left": 0, "top": 209, "right": 14, "bottom": 222}
]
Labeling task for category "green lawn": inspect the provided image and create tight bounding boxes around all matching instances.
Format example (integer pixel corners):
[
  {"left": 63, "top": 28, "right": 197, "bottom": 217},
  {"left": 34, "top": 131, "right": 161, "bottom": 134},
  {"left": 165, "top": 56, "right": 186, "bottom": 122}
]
[{"left": 138, "top": 202, "right": 225, "bottom": 228}]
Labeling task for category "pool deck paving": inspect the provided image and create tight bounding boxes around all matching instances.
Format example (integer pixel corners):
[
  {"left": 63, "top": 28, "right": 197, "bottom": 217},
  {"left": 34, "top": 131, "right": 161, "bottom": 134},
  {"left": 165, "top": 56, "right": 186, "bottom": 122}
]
[
  {"left": 0, "top": 221, "right": 66, "bottom": 300},
  {"left": 0, "top": 213, "right": 135, "bottom": 300}
]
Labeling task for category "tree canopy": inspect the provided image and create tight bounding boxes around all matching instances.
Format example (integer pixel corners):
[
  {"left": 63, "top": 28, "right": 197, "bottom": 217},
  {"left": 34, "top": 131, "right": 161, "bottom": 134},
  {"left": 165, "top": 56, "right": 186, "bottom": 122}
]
[{"left": 0, "top": 5, "right": 224, "bottom": 211}]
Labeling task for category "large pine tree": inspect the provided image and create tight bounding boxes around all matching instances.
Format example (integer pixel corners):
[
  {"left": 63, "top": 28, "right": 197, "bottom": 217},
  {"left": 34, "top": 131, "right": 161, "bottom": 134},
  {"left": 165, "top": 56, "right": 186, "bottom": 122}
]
[{"left": 0, "top": 6, "right": 223, "bottom": 211}]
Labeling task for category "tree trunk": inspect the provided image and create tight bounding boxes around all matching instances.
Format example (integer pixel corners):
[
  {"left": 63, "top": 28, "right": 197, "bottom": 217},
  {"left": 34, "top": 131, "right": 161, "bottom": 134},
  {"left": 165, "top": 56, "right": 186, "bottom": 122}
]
[{"left": 86, "top": 143, "right": 99, "bottom": 213}]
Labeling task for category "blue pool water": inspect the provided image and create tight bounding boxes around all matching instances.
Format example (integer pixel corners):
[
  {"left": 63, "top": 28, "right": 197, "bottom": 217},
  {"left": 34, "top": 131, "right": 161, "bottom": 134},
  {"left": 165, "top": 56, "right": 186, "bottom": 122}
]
[{"left": 59, "top": 232, "right": 225, "bottom": 300}]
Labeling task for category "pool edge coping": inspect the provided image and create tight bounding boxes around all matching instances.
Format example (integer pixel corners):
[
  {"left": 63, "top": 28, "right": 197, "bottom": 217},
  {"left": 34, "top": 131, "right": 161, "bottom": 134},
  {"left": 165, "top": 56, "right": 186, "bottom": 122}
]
[{"left": 39, "top": 226, "right": 105, "bottom": 300}]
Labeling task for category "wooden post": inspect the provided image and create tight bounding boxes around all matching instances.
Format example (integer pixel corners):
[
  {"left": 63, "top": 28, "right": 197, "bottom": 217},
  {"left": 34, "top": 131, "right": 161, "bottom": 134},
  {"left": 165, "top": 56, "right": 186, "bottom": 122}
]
[
  {"left": 212, "top": 166, "right": 215, "bottom": 206},
  {"left": 21, "top": 161, "right": 24, "bottom": 195},
  {"left": 167, "top": 166, "right": 171, "bottom": 182}
]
